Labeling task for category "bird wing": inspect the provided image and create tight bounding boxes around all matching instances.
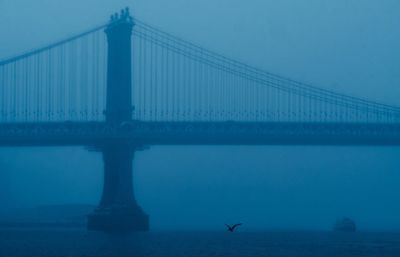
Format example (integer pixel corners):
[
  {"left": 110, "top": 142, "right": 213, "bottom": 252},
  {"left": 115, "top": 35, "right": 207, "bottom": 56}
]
[
  {"left": 225, "top": 224, "right": 232, "bottom": 230},
  {"left": 232, "top": 223, "right": 243, "bottom": 230}
]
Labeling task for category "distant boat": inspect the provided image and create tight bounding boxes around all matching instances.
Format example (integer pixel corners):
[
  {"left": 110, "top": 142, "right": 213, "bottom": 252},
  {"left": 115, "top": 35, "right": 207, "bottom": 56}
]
[{"left": 334, "top": 217, "right": 356, "bottom": 232}]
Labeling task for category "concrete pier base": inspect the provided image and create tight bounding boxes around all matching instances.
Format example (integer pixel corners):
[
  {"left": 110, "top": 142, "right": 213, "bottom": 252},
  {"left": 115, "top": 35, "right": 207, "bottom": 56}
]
[
  {"left": 87, "top": 205, "right": 148, "bottom": 232},
  {"left": 87, "top": 143, "right": 149, "bottom": 232}
]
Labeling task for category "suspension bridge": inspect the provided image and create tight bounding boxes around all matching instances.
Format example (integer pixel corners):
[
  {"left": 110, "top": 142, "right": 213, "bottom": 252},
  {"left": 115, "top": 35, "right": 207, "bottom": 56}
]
[{"left": 1, "top": 8, "right": 399, "bottom": 231}]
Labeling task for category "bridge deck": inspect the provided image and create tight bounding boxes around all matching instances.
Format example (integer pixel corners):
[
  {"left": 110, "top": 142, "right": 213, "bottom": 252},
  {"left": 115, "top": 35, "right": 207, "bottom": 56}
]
[{"left": 0, "top": 121, "right": 399, "bottom": 147}]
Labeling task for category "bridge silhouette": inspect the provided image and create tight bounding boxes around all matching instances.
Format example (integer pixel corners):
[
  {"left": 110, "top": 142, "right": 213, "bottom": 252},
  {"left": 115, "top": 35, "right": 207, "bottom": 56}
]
[{"left": 1, "top": 8, "right": 400, "bottom": 231}]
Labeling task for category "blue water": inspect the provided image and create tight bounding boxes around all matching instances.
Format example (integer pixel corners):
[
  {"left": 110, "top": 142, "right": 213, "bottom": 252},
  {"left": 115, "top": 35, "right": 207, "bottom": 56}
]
[{"left": 1, "top": 229, "right": 400, "bottom": 257}]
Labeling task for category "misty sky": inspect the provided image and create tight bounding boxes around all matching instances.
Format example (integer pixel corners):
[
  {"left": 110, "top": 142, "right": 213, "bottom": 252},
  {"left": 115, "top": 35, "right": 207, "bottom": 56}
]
[{"left": 1, "top": 0, "right": 400, "bottom": 230}]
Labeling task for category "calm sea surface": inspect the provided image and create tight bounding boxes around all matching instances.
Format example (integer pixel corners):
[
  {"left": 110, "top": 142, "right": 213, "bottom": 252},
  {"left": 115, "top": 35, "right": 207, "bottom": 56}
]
[{"left": 0, "top": 229, "right": 400, "bottom": 257}]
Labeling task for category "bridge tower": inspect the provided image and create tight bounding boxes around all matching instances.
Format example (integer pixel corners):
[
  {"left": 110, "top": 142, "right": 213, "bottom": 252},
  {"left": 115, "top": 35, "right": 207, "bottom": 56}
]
[{"left": 87, "top": 8, "right": 149, "bottom": 232}]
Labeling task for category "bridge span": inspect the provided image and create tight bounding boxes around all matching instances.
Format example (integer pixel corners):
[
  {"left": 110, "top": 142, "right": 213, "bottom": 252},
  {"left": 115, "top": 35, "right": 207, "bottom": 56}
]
[
  {"left": 0, "top": 122, "right": 400, "bottom": 146},
  {"left": 1, "top": 8, "right": 400, "bottom": 231}
]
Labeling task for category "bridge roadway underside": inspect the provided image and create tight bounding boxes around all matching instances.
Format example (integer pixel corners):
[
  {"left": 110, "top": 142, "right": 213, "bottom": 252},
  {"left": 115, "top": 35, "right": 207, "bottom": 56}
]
[{"left": 0, "top": 121, "right": 400, "bottom": 146}]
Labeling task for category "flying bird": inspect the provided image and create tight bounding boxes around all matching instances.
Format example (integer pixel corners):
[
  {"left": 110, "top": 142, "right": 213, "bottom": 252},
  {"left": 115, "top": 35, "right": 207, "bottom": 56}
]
[{"left": 225, "top": 223, "right": 242, "bottom": 232}]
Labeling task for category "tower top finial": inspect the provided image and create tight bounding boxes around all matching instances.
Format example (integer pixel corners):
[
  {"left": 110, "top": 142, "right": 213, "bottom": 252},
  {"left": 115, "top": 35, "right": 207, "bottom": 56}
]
[{"left": 109, "top": 7, "right": 133, "bottom": 24}]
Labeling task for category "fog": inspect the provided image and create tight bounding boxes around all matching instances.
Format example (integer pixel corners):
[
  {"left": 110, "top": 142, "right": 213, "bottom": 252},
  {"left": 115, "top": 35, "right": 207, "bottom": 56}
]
[{"left": 1, "top": 0, "right": 400, "bottom": 231}]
